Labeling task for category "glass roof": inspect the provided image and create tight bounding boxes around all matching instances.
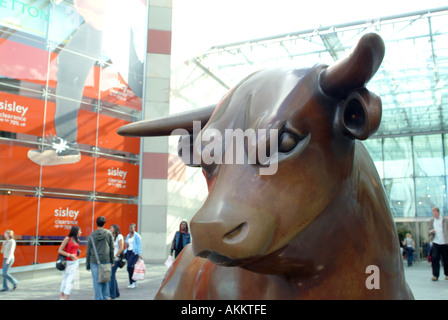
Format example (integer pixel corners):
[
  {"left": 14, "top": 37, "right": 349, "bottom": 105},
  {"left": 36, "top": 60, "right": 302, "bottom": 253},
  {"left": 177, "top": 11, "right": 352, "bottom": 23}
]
[{"left": 170, "top": 7, "right": 448, "bottom": 138}]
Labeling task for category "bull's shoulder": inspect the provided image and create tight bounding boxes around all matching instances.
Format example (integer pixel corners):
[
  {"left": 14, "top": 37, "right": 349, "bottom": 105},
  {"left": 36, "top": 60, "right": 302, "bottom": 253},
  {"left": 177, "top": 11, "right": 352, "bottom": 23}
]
[{"left": 154, "top": 244, "right": 207, "bottom": 300}]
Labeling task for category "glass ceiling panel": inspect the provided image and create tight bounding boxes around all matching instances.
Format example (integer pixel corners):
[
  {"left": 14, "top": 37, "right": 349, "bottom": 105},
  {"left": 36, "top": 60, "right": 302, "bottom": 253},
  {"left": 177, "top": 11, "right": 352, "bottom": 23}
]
[{"left": 171, "top": 7, "right": 448, "bottom": 138}]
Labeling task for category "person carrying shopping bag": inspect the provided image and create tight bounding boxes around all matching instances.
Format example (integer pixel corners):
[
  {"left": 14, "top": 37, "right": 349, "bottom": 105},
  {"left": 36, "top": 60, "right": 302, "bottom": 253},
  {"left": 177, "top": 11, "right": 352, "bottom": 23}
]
[{"left": 124, "top": 223, "right": 142, "bottom": 288}]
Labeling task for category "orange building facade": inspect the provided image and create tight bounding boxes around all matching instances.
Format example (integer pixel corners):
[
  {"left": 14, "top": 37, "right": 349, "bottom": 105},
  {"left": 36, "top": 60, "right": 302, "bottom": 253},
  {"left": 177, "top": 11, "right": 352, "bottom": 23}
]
[{"left": 0, "top": 0, "right": 172, "bottom": 268}]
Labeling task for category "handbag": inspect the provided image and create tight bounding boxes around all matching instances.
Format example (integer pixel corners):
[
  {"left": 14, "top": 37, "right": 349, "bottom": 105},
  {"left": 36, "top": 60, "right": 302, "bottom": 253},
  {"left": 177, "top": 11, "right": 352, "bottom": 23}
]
[
  {"left": 56, "top": 254, "right": 66, "bottom": 271},
  {"left": 132, "top": 258, "right": 146, "bottom": 281},
  {"left": 117, "top": 252, "right": 126, "bottom": 268},
  {"left": 90, "top": 236, "right": 112, "bottom": 283}
]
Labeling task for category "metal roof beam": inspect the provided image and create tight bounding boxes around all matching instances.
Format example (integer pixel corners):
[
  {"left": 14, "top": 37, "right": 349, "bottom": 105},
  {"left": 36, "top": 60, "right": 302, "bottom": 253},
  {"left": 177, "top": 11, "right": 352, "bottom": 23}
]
[{"left": 319, "top": 32, "right": 345, "bottom": 61}]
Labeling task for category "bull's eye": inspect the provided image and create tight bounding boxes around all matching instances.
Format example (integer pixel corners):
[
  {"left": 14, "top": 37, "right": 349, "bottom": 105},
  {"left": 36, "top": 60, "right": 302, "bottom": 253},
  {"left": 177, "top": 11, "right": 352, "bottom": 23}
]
[{"left": 278, "top": 132, "right": 299, "bottom": 153}]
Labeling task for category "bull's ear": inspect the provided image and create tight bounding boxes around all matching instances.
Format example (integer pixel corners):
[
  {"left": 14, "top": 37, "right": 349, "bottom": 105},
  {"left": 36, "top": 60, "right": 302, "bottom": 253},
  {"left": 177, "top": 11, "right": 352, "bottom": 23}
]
[{"left": 336, "top": 88, "right": 382, "bottom": 140}]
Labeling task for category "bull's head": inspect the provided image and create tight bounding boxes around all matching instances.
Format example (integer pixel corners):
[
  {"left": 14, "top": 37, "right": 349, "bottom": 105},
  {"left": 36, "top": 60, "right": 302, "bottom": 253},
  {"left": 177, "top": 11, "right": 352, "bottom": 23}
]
[{"left": 119, "top": 33, "right": 385, "bottom": 274}]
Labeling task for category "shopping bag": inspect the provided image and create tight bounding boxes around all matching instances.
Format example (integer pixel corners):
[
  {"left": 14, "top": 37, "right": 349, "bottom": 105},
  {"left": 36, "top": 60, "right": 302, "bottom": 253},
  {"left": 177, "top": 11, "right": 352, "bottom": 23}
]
[
  {"left": 164, "top": 255, "right": 174, "bottom": 268},
  {"left": 132, "top": 259, "right": 146, "bottom": 281}
]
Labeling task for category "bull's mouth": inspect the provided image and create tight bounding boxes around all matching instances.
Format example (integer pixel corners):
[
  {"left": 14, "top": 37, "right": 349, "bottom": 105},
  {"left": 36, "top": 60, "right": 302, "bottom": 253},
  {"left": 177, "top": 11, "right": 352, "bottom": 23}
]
[
  {"left": 197, "top": 250, "right": 246, "bottom": 267},
  {"left": 198, "top": 246, "right": 315, "bottom": 277},
  {"left": 196, "top": 246, "right": 293, "bottom": 275}
]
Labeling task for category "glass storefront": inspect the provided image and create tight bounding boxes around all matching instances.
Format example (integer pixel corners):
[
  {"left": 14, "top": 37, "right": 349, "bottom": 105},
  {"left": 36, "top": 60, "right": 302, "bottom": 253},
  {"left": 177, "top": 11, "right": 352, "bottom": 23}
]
[
  {"left": 364, "top": 134, "right": 447, "bottom": 219},
  {"left": 0, "top": 0, "right": 147, "bottom": 267}
]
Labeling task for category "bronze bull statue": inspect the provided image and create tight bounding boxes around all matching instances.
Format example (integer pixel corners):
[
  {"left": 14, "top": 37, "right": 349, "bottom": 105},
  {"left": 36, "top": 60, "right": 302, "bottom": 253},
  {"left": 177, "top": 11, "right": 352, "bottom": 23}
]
[{"left": 118, "top": 33, "right": 414, "bottom": 299}]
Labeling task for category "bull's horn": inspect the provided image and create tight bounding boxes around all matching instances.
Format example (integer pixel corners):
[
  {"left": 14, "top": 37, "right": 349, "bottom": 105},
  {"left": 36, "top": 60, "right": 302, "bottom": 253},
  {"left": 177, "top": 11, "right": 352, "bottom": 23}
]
[
  {"left": 117, "top": 104, "right": 216, "bottom": 137},
  {"left": 319, "top": 33, "right": 385, "bottom": 99}
]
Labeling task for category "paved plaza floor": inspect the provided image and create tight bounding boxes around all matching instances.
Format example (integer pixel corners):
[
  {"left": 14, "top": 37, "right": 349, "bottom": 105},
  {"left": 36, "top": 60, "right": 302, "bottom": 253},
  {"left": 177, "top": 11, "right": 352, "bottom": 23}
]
[
  {"left": 402, "top": 260, "right": 448, "bottom": 300},
  {"left": 0, "top": 260, "right": 446, "bottom": 300}
]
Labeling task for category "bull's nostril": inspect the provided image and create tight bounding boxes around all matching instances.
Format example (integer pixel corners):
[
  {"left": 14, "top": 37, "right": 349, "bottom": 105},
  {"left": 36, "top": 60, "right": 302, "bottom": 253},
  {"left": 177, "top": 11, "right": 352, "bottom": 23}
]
[{"left": 222, "top": 222, "right": 248, "bottom": 244}]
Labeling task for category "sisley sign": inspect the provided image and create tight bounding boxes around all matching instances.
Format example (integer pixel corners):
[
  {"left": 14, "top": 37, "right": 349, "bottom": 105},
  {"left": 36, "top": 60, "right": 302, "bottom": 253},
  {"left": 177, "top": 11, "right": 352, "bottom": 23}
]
[
  {"left": 107, "top": 167, "right": 128, "bottom": 189},
  {"left": 54, "top": 206, "right": 79, "bottom": 230}
]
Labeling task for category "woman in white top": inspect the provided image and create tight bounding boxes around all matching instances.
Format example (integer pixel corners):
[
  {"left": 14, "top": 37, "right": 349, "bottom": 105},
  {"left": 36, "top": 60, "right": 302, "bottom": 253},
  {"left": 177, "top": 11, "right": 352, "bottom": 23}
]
[
  {"left": 124, "top": 223, "right": 142, "bottom": 288},
  {"left": 1, "top": 230, "right": 18, "bottom": 291},
  {"left": 109, "top": 224, "right": 124, "bottom": 299}
]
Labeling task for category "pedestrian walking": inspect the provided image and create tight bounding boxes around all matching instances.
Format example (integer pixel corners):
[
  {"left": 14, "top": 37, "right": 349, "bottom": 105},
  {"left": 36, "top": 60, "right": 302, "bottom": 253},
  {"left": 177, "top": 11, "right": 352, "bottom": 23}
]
[
  {"left": 124, "top": 223, "right": 142, "bottom": 288},
  {"left": 58, "top": 226, "right": 82, "bottom": 300},
  {"left": 1, "top": 230, "right": 18, "bottom": 292},
  {"left": 429, "top": 207, "right": 448, "bottom": 281}
]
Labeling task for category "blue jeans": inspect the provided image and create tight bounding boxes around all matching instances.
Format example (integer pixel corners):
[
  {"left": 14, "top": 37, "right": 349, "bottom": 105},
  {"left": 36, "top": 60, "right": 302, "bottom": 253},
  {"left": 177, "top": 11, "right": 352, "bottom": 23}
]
[
  {"left": 109, "top": 261, "right": 120, "bottom": 299},
  {"left": 90, "top": 263, "right": 110, "bottom": 300},
  {"left": 2, "top": 258, "right": 18, "bottom": 290},
  {"left": 126, "top": 251, "right": 139, "bottom": 284},
  {"left": 406, "top": 247, "right": 414, "bottom": 266}
]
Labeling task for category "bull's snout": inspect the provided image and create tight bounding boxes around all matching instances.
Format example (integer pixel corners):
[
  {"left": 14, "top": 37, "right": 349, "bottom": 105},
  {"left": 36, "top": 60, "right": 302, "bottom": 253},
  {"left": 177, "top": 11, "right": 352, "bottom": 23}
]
[{"left": 190, "top": 201, "right": 276, "bottom": 265}]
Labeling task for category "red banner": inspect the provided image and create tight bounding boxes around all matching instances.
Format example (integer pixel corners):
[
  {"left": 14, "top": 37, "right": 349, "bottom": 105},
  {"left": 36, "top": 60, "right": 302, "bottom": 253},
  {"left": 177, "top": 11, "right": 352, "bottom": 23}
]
[
  {"left": 100, "top": 67, "right": 142, "bottom": 110},
  {"left": 0, "top": 195, "right": 39, "bottom": 236},
  {"left": 0, "top": 195, "right": 40, "bottom": 266},
  {"left": 97, "top": 114, "right": 141, "bottom": 154},
  {"left": 0, "top": 195, "right": 138, "bottom": 265},
  {"left": 94, "top": 202, "right": 138, "bottom": 232},
  {"left": 0, "top": 144, "right": 41, "bottom": 187},
  {"left": 0, "top": 39, "right": 51, "bottom": 87},
  {"left": 0, "top": 0, "right": 144, "bottom": 267},
  {"left": 0, "top": 38, "right": 142, "bottom": 109},
  {"left": 40, "top": 154, "right": 96, "bottom": 192}
]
